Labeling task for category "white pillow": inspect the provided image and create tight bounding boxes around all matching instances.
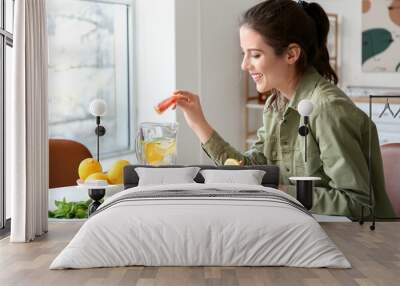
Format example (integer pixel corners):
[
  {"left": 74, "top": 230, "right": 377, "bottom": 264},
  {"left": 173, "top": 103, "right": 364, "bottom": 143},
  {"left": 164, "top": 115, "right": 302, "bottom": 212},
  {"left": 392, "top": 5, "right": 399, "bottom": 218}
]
[
  {"left": 200, "top": 169, "right": 266, "bottom": 185},
  {"left": 135, "top": 167, "right": 200, "bottom": 186}
]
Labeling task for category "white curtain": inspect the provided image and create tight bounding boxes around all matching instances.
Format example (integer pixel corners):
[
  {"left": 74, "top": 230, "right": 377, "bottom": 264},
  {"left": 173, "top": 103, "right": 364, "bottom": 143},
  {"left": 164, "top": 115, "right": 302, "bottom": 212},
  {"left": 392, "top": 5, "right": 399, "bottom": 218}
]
[{"left": 9, "top": 0, "right": 48, "bottom": 242}]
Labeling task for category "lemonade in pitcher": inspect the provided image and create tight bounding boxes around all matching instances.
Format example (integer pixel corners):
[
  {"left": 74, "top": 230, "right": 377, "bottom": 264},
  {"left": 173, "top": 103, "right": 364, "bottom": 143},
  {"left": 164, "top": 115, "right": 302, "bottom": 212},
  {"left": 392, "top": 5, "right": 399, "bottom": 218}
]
[
  {"left": 143, "top": 138, "right": 177, "bottom": 165},
  {"left": 136, "top": 122, "right": 178, "bottom": 165}
]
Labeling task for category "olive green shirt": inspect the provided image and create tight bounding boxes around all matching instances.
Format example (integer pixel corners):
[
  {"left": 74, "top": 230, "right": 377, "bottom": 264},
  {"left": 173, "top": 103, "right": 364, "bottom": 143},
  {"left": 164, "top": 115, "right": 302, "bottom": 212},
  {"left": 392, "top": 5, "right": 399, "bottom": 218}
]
[{"left": 202, "top": 68, "right": 395, "bottom": 218}]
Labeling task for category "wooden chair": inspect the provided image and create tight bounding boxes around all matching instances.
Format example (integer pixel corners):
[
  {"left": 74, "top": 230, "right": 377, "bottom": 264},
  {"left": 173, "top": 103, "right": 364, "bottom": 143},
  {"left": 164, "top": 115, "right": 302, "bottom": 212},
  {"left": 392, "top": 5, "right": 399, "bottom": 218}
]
[
  {"left": 381, "top": 143, "right": 400, "bottom": 217},
  {"left": 49, "top": 139, "right": 92, "bottom": 188}
]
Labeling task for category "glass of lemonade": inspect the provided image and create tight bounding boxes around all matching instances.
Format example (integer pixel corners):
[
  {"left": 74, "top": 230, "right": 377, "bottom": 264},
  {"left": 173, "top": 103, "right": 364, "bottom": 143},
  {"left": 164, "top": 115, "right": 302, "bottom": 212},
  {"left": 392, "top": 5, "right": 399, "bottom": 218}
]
[{"left": 135, "top": 122, "right": 178, "bottom": 165}]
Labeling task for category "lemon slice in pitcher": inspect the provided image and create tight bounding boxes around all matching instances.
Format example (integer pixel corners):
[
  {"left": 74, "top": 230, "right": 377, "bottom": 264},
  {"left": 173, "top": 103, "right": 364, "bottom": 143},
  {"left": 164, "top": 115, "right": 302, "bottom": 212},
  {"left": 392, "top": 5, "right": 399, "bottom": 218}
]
[
  {"left": 164, "top": 140, "right": 176, "bottom": 155},
  {"left": 144, "top": 141, "right": 164, "bottom": 164}
]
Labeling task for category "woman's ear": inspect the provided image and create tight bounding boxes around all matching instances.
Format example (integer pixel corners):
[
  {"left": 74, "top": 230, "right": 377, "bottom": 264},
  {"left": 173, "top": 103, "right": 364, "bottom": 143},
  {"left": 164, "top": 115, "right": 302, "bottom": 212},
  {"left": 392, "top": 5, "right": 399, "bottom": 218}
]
[{"left": 286, "top": 43, "right": 301, "bottom": 65}]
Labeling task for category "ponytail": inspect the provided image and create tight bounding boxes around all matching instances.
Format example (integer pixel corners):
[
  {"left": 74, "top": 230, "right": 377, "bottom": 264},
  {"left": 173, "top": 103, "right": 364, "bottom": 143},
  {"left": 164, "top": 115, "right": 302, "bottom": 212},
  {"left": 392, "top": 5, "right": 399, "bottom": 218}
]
[{"left": 301, "top": 2, "right": 338, "bottom": 84}]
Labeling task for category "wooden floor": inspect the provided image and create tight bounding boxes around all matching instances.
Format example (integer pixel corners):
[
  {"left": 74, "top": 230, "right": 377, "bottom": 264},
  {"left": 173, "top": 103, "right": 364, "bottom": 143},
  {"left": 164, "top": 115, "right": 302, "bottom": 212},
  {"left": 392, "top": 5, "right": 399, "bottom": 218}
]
[{"left": 0, "top": 222, "right": 399, "bottom": 286}]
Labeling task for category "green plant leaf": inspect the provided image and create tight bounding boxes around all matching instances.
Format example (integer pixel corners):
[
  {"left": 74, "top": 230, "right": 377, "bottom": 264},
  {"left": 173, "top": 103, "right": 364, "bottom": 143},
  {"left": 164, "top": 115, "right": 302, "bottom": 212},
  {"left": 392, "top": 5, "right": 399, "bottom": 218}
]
[
  {"left": 75, "top": 209, "right": 88, "bottom": 219},
  {"left": 49, "top": 198, "right": 91, "bottom": 219}
]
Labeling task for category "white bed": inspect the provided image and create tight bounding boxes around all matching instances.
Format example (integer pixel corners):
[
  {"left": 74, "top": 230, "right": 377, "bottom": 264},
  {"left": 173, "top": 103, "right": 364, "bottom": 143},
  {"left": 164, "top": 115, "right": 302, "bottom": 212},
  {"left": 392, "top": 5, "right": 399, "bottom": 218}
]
[{"left": 50, "top": 183, "right": 351, "bottom": 269}]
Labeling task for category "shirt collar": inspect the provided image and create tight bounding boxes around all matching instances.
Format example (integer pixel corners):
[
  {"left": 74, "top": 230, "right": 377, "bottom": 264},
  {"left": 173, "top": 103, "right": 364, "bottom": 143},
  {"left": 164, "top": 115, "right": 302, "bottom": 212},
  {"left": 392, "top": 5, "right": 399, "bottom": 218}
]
[{"left": 286, "top": 67, "right": 322, "bottom": 112}]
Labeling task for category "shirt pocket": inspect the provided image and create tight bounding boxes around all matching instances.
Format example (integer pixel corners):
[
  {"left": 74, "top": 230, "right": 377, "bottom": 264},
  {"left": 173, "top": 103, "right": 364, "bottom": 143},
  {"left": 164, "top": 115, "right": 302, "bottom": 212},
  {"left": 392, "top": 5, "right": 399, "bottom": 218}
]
[
  {"left": 264, "top": 135, "right": 281, "bottom": 163},
  {"left": 294, "top": 136, "right": 322, "bottom": 176}
]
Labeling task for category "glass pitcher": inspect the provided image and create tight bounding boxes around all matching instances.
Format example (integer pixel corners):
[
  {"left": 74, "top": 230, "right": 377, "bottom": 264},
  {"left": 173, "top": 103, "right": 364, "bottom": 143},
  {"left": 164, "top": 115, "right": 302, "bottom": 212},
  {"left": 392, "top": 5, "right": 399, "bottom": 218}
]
[{"left": 135, "top": 122, "right": 178, "bottom": 165}]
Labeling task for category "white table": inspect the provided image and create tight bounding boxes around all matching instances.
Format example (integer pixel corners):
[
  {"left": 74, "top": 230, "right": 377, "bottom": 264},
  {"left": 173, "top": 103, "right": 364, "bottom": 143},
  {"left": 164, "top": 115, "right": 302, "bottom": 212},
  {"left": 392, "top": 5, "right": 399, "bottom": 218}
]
[
  {"left": 49, "top": 184, "right": 124, "bottom": 211},
  {"left": 313, "top": 214, "right": 351, "bottom": 222}
]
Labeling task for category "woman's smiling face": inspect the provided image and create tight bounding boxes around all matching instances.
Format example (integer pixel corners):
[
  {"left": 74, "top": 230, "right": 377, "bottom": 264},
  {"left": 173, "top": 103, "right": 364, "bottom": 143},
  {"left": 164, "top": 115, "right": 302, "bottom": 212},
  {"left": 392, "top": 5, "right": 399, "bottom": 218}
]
[{"left": 240, "top": 25, "right": 289, "bottom": 93}]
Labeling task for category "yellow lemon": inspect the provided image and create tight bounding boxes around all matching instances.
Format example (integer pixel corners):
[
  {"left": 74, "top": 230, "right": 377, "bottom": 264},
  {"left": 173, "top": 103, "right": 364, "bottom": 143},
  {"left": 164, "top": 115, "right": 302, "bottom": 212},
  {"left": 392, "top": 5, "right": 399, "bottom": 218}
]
[
  {"left": 224, "top": 158, "right": 243, "bottom": 166},
  {"left": 144, "top": 142, "right": 164, "bottom": 164},
  {"left": 78, "top": 158, "right": 103, "bottom": 181},
  {"left": 107, "top": 160, "right": 130, "bottom": 184},
  {"left": 85, "top": 172, "right": 109, "bottom": 183}
]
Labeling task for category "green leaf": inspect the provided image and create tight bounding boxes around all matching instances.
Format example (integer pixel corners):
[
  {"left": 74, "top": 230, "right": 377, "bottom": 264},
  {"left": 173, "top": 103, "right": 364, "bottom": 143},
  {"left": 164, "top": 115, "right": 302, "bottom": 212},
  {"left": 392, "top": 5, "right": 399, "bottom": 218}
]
[
  {"left": 70, "top": 204, "right": 76, "bottom": 215},
  {"left": 75, "top": 202, "right": 88, "bottom": 210},
  {"left": 75, "top": 209, "right": 88, "bottom": 219},
  {"left": 66, "top": 212, "right": 75, "bottom": 219},
  {"left": 49, "top": 198, "right": 93, "bottom": 219}
]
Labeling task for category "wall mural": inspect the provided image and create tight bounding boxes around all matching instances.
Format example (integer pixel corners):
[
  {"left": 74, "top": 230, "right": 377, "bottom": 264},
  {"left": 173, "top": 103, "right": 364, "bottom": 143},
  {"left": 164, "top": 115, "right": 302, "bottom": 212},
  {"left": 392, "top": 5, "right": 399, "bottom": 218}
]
[{"left": 362, "top": 0, "right": 400, "bottom": 72}]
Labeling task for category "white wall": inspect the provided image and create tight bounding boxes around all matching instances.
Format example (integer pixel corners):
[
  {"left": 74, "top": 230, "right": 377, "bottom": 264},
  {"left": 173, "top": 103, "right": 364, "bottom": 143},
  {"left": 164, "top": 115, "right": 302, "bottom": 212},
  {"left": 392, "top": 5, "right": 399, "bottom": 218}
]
[
  {"left": 314, "top": 0, "right": 400, "bottom": 89},
  {"left": 196, "top": 0, "right": 260, "bottom": 163},
  {"left": 135, "top": 0, "right": 176, "bottom": 124},
  {"left": 174, "top": 0, "right": 202, "bottom": 164},
  {"left": 175, "top": 0, "right": 262, "bottom": 164},
  {"left": 175, "top": 0, "right": 260, "bottom": 164}
]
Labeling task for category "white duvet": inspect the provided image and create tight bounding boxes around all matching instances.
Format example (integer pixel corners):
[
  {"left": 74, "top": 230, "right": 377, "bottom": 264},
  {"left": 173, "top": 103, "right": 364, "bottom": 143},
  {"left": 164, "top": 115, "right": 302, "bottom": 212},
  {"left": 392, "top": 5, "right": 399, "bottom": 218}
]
[{"left": 50, "top": 183, "right": 351, "bottom": 269}]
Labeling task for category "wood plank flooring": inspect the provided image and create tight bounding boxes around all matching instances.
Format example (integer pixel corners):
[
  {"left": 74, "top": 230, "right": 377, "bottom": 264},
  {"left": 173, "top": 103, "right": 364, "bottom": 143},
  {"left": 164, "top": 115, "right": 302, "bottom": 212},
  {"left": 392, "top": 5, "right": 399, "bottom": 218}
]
[{"left": 0, "top": 222, "right": 399, "bottom": 286}]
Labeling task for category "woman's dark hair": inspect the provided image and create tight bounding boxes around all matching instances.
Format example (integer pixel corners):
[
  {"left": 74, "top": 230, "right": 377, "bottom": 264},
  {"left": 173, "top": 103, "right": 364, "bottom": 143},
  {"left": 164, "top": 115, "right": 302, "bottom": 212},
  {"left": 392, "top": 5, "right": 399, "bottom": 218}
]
[{"left": 241, "top": 0, "right": 338, "bottom": 84}]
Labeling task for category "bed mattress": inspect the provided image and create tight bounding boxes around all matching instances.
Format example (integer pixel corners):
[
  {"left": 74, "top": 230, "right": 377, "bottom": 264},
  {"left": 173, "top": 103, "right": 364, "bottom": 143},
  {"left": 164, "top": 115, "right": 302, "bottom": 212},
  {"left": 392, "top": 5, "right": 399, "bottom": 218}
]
[{"left": 50, "top": 183, "right": 351, "bottom": 269}]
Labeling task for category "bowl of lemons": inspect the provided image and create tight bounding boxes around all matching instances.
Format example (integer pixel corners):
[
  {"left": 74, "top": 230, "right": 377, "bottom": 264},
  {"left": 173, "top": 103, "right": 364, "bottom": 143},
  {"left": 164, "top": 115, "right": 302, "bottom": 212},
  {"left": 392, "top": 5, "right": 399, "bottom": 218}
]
[{"left": 76, "top": 158, "right": 129, "bottom": 197}]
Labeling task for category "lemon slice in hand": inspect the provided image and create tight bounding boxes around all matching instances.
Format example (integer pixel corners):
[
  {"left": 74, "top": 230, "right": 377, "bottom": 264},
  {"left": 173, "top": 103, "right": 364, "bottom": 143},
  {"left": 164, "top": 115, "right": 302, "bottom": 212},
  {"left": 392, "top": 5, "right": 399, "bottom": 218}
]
[{"left": 224, "top": 158, "right": 243, "bottom": 166}]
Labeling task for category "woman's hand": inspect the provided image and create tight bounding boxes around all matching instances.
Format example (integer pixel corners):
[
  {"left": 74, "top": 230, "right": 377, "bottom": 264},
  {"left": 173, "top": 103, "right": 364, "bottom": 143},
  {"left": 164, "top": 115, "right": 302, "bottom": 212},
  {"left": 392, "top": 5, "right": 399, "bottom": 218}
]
[
  {"left": 174, "top": 90, "right": 204, "bottom": 129},
  {"left": 174, "top": 90, "right": 214, "bottom": 144}
]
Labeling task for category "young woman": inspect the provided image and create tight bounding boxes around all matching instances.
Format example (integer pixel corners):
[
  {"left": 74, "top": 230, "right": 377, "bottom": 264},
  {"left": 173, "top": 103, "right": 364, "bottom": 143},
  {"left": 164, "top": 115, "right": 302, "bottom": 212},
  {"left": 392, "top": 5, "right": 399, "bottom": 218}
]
[{"left": 174, "top": 0, "right": 394, "bottom": 218}]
